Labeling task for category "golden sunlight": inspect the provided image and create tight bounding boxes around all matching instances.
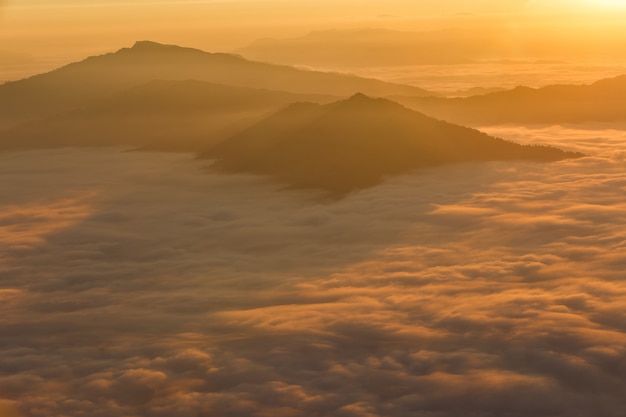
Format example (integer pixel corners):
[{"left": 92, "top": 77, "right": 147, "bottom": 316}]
[
  {"left": 2, "top": 1, "right": 626, "bottom": 417},
  {"left": 0, "top": 193, "right": 96, "bottom": 250},
  {"left": 576, "top": 0, "right": 626, "bottom": 8}
]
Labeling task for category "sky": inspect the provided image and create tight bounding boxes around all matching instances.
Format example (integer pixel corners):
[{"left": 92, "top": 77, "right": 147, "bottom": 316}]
[
  {"left": 2, "top": 0, "right": 626, "bottom": 82},
  {"left": 2, "top": 2, "right": 626, "bottom": 416}
]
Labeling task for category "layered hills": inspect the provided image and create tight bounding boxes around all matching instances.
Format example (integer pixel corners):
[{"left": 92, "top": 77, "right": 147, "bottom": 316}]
[
  {"left": 205, "top": 94, "right": 583, "bottom": 194},
  {"left": 0, "top": 41, "right": 434, "bottom": 129},
  {"left": 0, "top": 41, "right": 585, "bottom": 196},
  {"left": 0, "top": 80, "right": 335, "bottom": 151},
  {"left": 393, "top": 75, "right": 626, "bottom": 125}
]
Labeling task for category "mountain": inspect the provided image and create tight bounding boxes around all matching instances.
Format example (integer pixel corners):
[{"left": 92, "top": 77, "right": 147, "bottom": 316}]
[
  {"left": 235, "top": 28, "right": 504, "bottom": 67},
  {"left": 0, "top": 80, "right": 336, "bottom": 151},
  {"left": 447, "top": 86, "right": 507, "bottom": 98},
  {"left": 204, "top": 94, "right": 582, "bottom": 194},
  {"left": 236, "top": 27, "right": 626, "bottom": 70},
  {"left": 0, "top": 41, "right": 435, "bottom": 129},
  {"left": 391, "top": 75, "right": 626, "bottom": 126}
]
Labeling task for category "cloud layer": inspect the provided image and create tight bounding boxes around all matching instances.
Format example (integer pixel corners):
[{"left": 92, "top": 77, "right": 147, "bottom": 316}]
[{"left": 1, "top": 126, "right": 626, "bottom": 416}]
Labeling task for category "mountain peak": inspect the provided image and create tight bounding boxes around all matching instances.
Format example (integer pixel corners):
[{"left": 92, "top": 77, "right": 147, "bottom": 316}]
[
  {"left": 334, "top": 93, "right": 403, "bottom": 113},
  {"left": 345, "top": 92, "right": 378, "bottom": 103},
  {"left": 131, "top": 40, "right": 170, "bottom": 49},
  {"left": 0, "top": 41, "right": 437, "bottom": 129},
  {"left": 126, "top": 41, "right": 203, "bottom": 55},
  {"left": 208, "top": 96, "right": 582, "bottom": 195}
]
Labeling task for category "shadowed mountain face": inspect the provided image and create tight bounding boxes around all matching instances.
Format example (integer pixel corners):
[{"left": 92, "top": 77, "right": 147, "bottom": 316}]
[
  {"left": 205, "top": 94, "right": 583, "bottom": 195},
  {"left": 0, "top": 80, "right": 336, "bottom": 151},
  {"left": 392, "top": 75, "right": 626, "bottom": 126},
  {"left": 0, "top": 41, "right": 435, "bottom": 129}
]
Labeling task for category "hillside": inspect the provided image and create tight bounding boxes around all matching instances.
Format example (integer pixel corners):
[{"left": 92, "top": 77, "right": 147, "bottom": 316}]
[
  {"left": 0, "top": 80, "right": 336, "bottom": 151},
  {"left": 0, "top": 41, "right": 435, "bottom": 129},
  {"left": 392, "top": 75, "right": 626, "bottom": 125},
  {"left": 204, "top": 94, "right": 582, "bottom": 194}
]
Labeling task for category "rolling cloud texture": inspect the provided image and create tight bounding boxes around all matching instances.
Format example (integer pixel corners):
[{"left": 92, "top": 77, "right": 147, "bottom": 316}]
[{"left": 1, "top": 127, "right": 626, "bottom": 416}]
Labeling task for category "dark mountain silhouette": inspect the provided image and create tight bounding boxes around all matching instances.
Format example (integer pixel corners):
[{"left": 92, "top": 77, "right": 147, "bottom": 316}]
[
  {"left": 0, "top": 80, "right": 336, "bottom": 151},
  {"left": 204, "top": 94, "right": 583, "bottom": 194},
  {"left": 0, "top": 41, "right": 435, "bottom": 129},
  {"left": 391, "top": 75, "right": 626, "bottom": 125}
]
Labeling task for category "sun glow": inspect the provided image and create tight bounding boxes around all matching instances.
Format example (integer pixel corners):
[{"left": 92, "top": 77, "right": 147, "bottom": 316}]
[{"left": 580, "top": 0, "right": 626, "bottom": 8}]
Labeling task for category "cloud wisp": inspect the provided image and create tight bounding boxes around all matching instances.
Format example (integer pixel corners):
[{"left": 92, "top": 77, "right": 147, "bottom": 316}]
[{"left": 1, "top": 126, "right": 626, "bottom": 416}]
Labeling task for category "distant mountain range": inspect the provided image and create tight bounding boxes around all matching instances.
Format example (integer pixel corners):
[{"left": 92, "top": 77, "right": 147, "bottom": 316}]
[
  {"left": 392, "top": 75, "right": 626, "bottom": 125},
  {"left": 235, "top": 27, "right": 626, "bottom": 69},
  {"left": 235, "top": 28, "right": 516, "bottom": 67},
  {"left": 205, "top": 94, "right": 582, "bottom": 194},
  {"left": 0, "top": 41, "right": 435, "bottom": 130}
]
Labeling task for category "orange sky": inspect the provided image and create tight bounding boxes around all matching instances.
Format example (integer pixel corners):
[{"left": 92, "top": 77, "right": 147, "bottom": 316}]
[{"left": 1, "top": 0, "right": 626, "bottom": 81}]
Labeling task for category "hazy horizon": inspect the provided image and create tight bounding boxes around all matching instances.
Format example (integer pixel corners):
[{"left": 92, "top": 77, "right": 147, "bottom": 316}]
[
  {"left": 2, "top": 1, "right": 626, "bottom": 416},
  {"left": 3, "top": 0, "right": 626, "bottom": 85}
]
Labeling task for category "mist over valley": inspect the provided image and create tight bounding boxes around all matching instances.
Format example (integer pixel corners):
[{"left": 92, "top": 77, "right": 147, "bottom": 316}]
[{"left": 2, "top": 3, "right": 626, "bottom": 415}]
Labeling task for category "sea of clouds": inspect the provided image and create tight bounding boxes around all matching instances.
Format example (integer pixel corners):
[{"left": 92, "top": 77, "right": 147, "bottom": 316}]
[{"left": 1, "top": 126, "right": 626, "bottom": 417}]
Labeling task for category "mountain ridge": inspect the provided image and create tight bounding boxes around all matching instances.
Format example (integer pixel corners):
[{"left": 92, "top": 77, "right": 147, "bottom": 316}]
[
  {"left": 0, "top": 79, "right": 337, "bottom": 151},
  {"left": 234, "top": 28, "right": 496, "bottom": 66},
  {"left": 205, "top": 94, "right": 583, "bottom": 194},
  {"left": 391, "top": 74, "right": 626, "bottom": 125},
  {"left": 0, "top": 41, "right": 436, "bottom": 129}
]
